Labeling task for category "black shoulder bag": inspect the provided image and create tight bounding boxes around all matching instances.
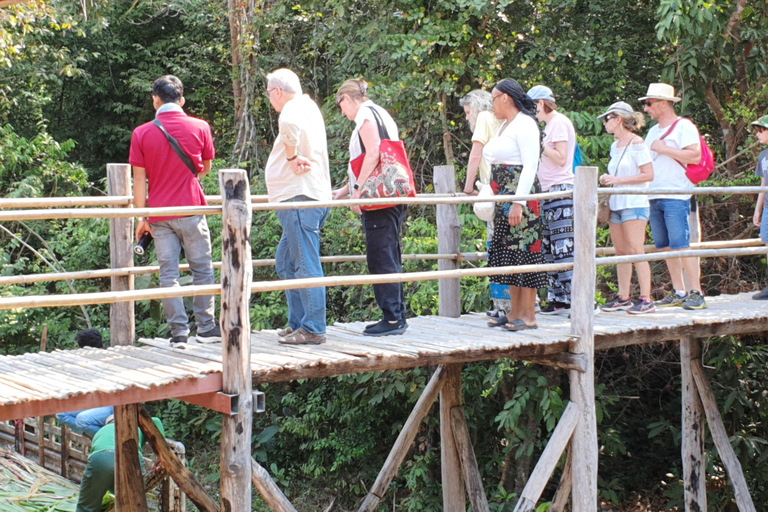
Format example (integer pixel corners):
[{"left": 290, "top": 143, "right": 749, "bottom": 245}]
[{"left": 152, "top": 119, "right": 198, "bottom": 177}]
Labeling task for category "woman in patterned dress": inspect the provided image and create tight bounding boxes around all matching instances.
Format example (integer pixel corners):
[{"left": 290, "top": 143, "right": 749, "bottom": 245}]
[{"left": 484, "top": 79, "right": 547, "bottom": 331}]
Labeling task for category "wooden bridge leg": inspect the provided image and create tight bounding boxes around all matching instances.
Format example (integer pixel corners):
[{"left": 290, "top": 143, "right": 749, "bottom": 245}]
[
  {"left": 359, "top": 367, "right": 446, "bottom": 511},
  {"left": 680, "top": 337, "right": 706, "bottom": 511},
  {"left": 219, "top": 170, "right": 254, "bottom": 512},
  {"left": 441, "top": 364, "right": 465, "bottom": 512},
  {"left": 434, "top": 165, "right": 461, "bottom": 318},
  {"left": 252, "top": 458, "right": 298, "bottom": 512},
  {"left": 109, "top": 163, "right": 145, "bottom": 512},
  {"left": 549, "top": 446, "right": 572, "bottom": 512},
  {"left": 450, "top": 407, "right": 490, "bottom": 512},
  {"left": 691, "top": 361, "right": 757, "bottom": 512},
  {"left": 569, "top": 166, "right": 599, "bottom": 512}
]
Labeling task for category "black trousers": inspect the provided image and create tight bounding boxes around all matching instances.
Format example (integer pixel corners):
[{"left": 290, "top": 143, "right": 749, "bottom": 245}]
[{"left": 362, "top": 205, "right": 407, "bottom": 322}]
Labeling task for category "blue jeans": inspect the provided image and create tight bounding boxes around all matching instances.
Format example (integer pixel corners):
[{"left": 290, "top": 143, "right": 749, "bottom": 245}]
[
  {"left": 276, "top": 199, "right": 330, "bottom": 335},
  {"left": 153, "top": 215, "right": 216, "bottom": 337},
  {"left": 649, "top": 199, "right": 690, "bottom": 250},
  {"left": 362, "top": 205, "right": 407, "bottom": 322},
  {"left": 56, "top": 406, "right": 113, "bottom": 437}
]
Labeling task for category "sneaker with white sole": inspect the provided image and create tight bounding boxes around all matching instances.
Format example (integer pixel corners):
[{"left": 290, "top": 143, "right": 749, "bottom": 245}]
[
  {"left": 655, "top": 291, "right": 687, "bottom": 308},
  {"left": 170, "top": 335, "right": 188, "bottom": 348},
  {"left": 600, "top": 296, "right": 634, "bottom": 312},
  {"left": 196, "top": 324, "right": 221, "bottom": 343},
  {"left": 540, "top": 301, "right": 570, "bottom": 316},
  {"left": 682, "top": 290, "right": 707, "bottom": 310},
  {"left": 627, "top": 298, "right": 656, "bottom": 315}
]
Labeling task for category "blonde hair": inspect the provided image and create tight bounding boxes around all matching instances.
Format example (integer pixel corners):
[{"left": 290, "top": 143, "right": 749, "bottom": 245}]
[
  {"left": 619, "top": 112, "right": 646, "bottom": 133},
  {"left": 335, "top": 78, "right": 369, "bottom": 105}
]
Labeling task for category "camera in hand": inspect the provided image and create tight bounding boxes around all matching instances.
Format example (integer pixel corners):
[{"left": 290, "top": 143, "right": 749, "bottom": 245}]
[{"left": 134, "top": 232, "right": 153, "bottom": 256}]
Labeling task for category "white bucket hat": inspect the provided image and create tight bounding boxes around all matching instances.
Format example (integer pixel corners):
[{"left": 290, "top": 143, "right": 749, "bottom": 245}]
[
  {"left": 638, "top": 83, "right": 681, "bottom": 103},
  {"left": 597, "top": 101, "right": 635, "bottom": 120}
]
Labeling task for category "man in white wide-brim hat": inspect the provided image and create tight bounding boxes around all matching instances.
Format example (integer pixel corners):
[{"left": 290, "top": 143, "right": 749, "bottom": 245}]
[{"left": 640, "top": 82, "right": 707, "bottom": 311}]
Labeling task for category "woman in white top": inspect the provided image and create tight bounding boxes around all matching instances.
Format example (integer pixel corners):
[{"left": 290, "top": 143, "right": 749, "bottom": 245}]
[
  {"left": 332, "top": 78, "right": 408, "bottom": 337},
  {"left": 459, "top": 90, "right": 508, "bottom": 317},
  {"left": 484, "top": 79, "right": 546, "bottom": 331},
  {"left": 528, "top": 85, "right": 577, "bottom": 315},
  {"left": 597, "top": 101, "right": 655, "bottom": 315}
]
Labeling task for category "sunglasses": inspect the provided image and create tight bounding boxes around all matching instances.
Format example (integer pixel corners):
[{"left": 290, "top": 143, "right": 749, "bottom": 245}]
[
  {"left": 602, "top": 114, "right": 618, "bottom": 122},
  {"left": 644, "top": 100, "right": 658, "bottom": 107}
]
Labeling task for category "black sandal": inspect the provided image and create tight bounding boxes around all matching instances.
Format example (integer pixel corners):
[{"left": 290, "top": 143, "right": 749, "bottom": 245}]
[{"left": 487, "top": 315, "right": 509, "bottom": 327}]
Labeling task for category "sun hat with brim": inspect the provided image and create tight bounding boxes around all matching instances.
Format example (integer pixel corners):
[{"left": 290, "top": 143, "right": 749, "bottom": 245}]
[
  {"left": 527, "top": 85, "right": 555, "bottom": 102},
  {"left": 597, "top": 101, "right": 635, "bottom": 120},
  {"left": 638, "top": 83, "right": 681, "bottom": 103},
  {"left": 752, "top": 115, "right": 768, "bottom": 130}
]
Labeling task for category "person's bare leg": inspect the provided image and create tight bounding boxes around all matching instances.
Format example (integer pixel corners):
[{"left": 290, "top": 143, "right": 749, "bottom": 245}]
[
  {"left": 623, "top": 219, "right": 652, "bottom": 298},
  {"left": 507, "top": 285, "right": 520, "bottom": 321},
  {"left": 680, "top": 255, "right": 702, "bottom": 292},
  {"left": 664, "top": 249, "right": 687, "bottom": 293},
  {"left": 512, "top": 286, "right": 538, "bottom": 326},
  {"left": 609, "top": 221, "right": 632, "bottom": 299}
]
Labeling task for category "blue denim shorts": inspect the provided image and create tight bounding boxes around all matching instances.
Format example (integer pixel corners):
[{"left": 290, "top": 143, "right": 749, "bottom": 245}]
[
  {"left": 649, "top": 199, "right": 691, "bottom": 250},
  {"left": 609, "top": 207, "right": 650, "bottom": 225},
  {"left": 761, "top": 205, "right": 768, "bottom": 243}
]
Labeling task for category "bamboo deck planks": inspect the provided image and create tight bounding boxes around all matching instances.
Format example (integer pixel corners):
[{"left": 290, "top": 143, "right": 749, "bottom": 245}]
[{"left": 0, "top": 292, "right": 767, "bottom": 414}]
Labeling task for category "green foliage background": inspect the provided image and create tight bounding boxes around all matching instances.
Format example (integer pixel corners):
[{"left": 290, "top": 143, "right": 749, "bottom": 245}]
[{"left": 2, "top": 0, "right": 768, "bottom": 509}]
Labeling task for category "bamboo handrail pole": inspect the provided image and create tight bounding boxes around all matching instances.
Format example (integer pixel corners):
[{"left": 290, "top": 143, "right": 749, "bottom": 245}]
[
  {"left": 598, "top": 186, "right": 768, "bottom": 196},
  {"left": 4, "top": 244, "right": 768, "bottom": 310},
  {"left": 0, "top": 196, "right": 134, "bottom": 208},
  {"left": 595, "top": 238, "right": 764, "bottom": 256}
]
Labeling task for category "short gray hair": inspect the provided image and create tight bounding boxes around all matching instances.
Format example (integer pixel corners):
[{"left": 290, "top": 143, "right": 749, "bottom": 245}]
[
  {"left": 266, "top": 68, "right": 302, "bottom": 95},
  {"left": 459, "top": 89, "right": 493, "bottom": 130}
]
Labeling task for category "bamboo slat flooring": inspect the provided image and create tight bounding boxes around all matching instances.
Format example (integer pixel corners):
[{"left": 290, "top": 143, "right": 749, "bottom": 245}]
[{"left": 0, "top": 292, "right": 766, "bottom": 419}]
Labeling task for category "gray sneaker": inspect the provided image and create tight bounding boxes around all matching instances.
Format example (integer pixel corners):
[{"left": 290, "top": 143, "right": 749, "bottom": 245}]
[
  {"left": 753, "top": 287, "right": 768, "bottom": 300},
  {"left": 682, "top": 290, "right": 707, "bottom": 310},
  {"left": 655, "top": 291, "right": 687, "bottom": 308},
  {"left": 627, "top": 298, "right": 656, "bottom": 315}
]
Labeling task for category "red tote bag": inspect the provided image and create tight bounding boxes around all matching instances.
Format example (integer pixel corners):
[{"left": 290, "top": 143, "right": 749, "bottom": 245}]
[{"left": 350, "top": 106, "right": 417, "bottom": 211}]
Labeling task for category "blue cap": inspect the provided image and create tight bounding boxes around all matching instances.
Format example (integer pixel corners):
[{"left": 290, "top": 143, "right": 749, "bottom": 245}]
[{"left": 527, "top": 85, "right": 555, "bottom": 102}]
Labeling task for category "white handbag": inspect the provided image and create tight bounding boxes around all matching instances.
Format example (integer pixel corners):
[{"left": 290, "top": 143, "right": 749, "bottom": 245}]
[{"left": 473, "top": 181, "right": 495, "bottom": 222}]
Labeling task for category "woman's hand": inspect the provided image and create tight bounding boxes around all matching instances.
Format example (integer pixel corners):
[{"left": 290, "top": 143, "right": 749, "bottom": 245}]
[
  {"left": 350, "top": 187, "right": 363, "bottom": 215},
  {"left": 332, "top": 185, "right": 349, "bottom": 200},
  {"left": 754, "top": 208, "right": 762, "bottom": 227},
  {"left": 464, "top": 181, "right": 478, "bottom": 195},
  {"left": 508, "top": 203, "right": 523, "bottom": 226},
  {"left": 600, "top": 174, "right": 619, "bottom": 186}
]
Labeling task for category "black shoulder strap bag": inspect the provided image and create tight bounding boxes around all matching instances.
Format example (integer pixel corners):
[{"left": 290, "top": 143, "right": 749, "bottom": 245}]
[{"left": 152, "top": 119, "right": 198, "bottom": 177}]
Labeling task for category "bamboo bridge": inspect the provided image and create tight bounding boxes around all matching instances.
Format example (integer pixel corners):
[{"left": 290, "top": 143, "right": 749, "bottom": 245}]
[{"left": 0, "top": 164, "right": 766, "bottom": 512}]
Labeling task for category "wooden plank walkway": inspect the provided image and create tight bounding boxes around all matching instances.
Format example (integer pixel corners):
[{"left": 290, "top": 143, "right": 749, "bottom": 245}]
[{"left": 0, "top": 292, "right": 766, "bottom": 422}]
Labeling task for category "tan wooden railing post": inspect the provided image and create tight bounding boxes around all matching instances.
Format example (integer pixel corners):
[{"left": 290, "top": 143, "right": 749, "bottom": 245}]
[
  {"left": 434, "top": 165, "right": 461, "bottom": 317},
  {"left": 108, "top": 163, "right": 146, "bottom": 512},
  {"left": 219, "top": 169, "right": 254, "bottom": 511},
  {"left": 569, "top": 166, "right": 598, "bottom": 511}
]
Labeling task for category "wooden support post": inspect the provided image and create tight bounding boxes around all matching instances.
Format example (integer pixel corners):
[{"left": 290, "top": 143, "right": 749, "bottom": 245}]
[
  {"left": 60, "top": 425, "right": 69, "bottom": 478},
  {"left": 137, "top": 407, "right": 219, "bottom": 512},
  {"left": 434, "top": 165, "right": 461, "bottom": 317},
  {"left": 450, "top": 407, "right": 490, "bottom": 512},
  {"left": 219, "top": 169, "right": 254, "bottom": 512},
  {"left": 569, "top": 166, "right": 598, "bottom": 511},
  {"left": 691, "top": 362, "right": 756, "bottom": 511},
  {"left": 513, "top": 402, "right": 580, "bottom": 512},
  {"left": 360, "top": 367, "right": 446, "bottom": 511},
  {"left": 252, "top": 458, "right": 298, "bottom": 512},
  {"left": 549, "top": 447, "right": 572, "bottom": 512},
  {"left": 37, "top": 417, "right": 46, "bottom": 469},
  {"left": 440, "top": 364, "right": 465, "bottom": 512},
  {"left": 680, "top": 337, "right": 706, "bottom": 512},
  {"left": 108, "top": 163, "right": 144, "bottom": 512}
]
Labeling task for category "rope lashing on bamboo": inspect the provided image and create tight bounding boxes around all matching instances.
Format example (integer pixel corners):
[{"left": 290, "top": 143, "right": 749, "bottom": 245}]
[{"left": 2, "top": 245, "right": 768, "bottom": 311}]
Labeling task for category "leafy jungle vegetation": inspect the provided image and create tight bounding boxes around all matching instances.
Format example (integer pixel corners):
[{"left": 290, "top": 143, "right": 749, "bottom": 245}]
[{"left": 2, "top": 0, "right": 768, "bottom": 509}]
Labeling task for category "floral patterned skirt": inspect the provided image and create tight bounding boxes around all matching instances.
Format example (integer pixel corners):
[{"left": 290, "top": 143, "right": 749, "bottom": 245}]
[{"left": 488, "top": 164, "right": 547, "bottom": 288}]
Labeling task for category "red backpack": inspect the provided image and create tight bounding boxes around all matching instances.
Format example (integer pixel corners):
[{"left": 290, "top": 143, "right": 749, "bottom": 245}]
[{"left": 659, "top": 118, "right": 715, "bottom": 184}]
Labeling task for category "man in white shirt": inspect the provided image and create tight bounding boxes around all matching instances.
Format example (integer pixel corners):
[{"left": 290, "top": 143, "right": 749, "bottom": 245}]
[
  {"left": 265, "top": 68, "right": 333, "bottom": 344},
  {"left": 641, "top": 82, "right": 706, "bottom": 310}
]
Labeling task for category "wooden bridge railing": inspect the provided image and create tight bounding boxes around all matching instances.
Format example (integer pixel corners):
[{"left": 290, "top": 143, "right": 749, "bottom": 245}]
[{"left": 1, "top": 163, "right": 766, "bottom": 512}]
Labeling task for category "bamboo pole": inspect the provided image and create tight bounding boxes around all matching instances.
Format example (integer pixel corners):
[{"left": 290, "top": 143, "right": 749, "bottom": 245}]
[
  {"left": 219, "top": 170, "right": 253, "bottom": 512},
  {"left": 680, "top": 338, "right": 706, "bottom": 512},
  {"left": 513, "top": 402, "right": 579, "bottom": 512},
  {"left": 434, "top": 166, "right": 462, "bottom": 317},
  {"left": 440, "top": 364, "right": 465, "bottom": 512},
  {"left": 252, "top": 458, "right": 297, "bottom": 512},
  {"left": 108, "top": 164, "right": 145, "bottom": 512},
  {"left": 359, "top": 367, "right": 446, "bottom": 511},
  {"left": 691, "top": 362, "right": 756, "bottom": 511},
  {"left": 569, "top": 166, "right": 598, "bottom": 511},
  {"left": 450, "top": 407, "right": 490, "bottom": 512},
  {"left": 549, "top": 447, "right": 572, "bottom": 512},
  {"left": 137, "top": 407, "right": 219, "bottom": 512}
]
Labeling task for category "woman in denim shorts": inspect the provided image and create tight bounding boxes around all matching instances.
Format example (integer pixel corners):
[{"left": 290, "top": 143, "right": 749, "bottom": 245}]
[{"left": 597, "top": 102, "right": 656, "bottom": 314}]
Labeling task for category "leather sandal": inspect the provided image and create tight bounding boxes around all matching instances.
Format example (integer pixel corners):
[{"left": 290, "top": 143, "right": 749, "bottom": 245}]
[
  {"left": 487, "top": 315, "right": 509, "bottom": 328},
  {"left": 276, "top": 326, "right": 293, "bottom": 337},
  {"left": 501, "top": 318, "right": 538, "bottom": 331}
]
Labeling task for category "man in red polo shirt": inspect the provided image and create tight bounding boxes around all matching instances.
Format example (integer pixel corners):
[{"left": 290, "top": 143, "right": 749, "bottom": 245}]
[{"left": 130, "top": 75, "right": 219, "bottom": 346}]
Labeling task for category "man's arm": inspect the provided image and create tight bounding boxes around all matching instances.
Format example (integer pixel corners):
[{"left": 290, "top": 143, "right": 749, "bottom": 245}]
[
  {"left": 650, "top": 140, "right": 701, "bottom": 165},
  {"left": 132, "top": 166, "right": 153, "bottom": 241}
]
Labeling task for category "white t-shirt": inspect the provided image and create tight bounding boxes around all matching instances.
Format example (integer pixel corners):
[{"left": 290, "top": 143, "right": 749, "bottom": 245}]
[
  {"left": 607, "top": 138, "right": 653, "bottom": 211},
  {"left": 265, "top": 94, "right": 332, "bottom": 203},
  {"left": 346, "top": 100, "right": 400, "bottom": 188},
  {"left": 645, "top": 117, "right": 700, "bottom": 201},
  {"left": 472, "top": 111, "right": 501, "bottom": 185},
  {"left": 538, "top": 112, "right": 576, "bottom": 191},
  {"left": 482, "top": 113, "right": 540, "bottom": 205}
]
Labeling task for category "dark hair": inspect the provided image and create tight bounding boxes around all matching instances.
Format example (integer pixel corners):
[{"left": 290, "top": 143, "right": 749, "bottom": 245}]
[
  {"left": 495, "top": 78, "right": 538, "bottom": 123},
  {"left": 75, "top": 329, "right": 104, "bottom": 349},
  {"left": 152, "top": 75, "right": 184, "bottom": 104}
]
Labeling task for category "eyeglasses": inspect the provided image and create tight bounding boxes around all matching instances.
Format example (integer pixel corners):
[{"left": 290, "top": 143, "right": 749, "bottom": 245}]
[
  {"left": 336, "top": 96, "right": 345, "bottom": 108},
  {"left": 266, "top": 87, "right": 279, "bottom": 97},
  {"left": 491, "top": 94, "right": 503, "bottom": 103}
]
